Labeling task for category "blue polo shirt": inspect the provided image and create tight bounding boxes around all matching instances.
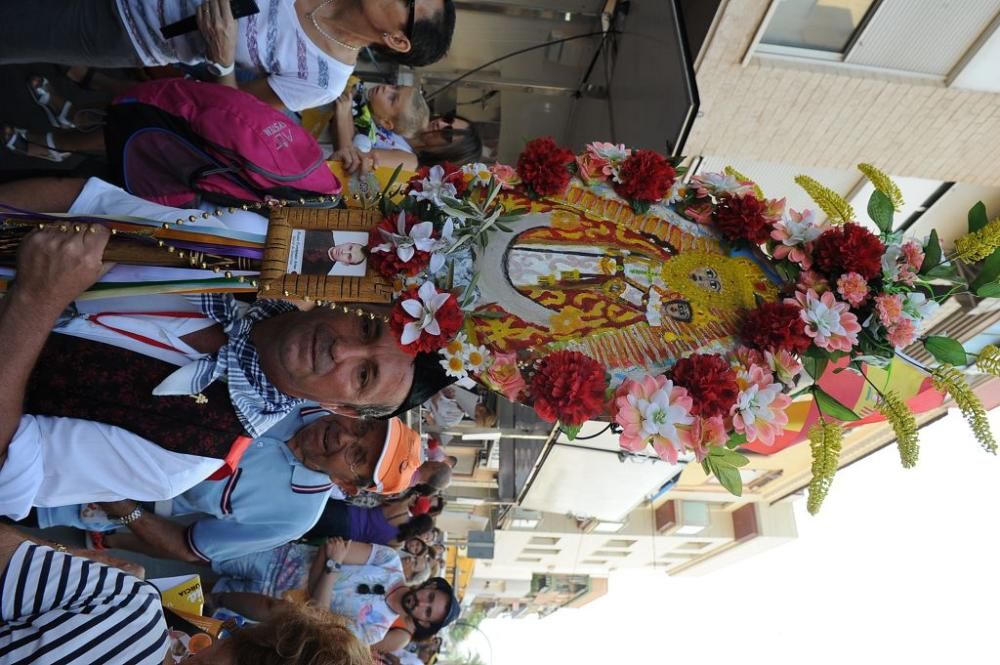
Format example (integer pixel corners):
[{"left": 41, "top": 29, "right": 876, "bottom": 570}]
[{"left": 37, "top": 412, "right": 344, "bottom": 563}]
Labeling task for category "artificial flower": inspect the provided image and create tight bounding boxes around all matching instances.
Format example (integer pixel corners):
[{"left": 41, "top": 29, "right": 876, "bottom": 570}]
[
  {"left": 877, "top": 390, "right": 919, "bottom": 467},
  {"left": 613, "top": 150, "right": 676, "bottom": 204},
  {"left": 796, "top": 269, "right": 830, "bottom": 294},
  {"left": 792, "top": 289, "right": 861, "bottom": 353},
  {"left": 931, "top": 364, "right": 997, "bottom": 454},
  {"left": 881, "top": 243, "right": 917, "bottom": 285},
  {"left": 886, "top": 317, "right": 917, "bottom": 348},
  {"left": 615, "top": 374, "right": 669, "bottom": 452},
  {"left": 531, "top": 351, "right": 607, "bottom": 426},
  {"left": 461, "top": 162, "right": 493, "bottom": 188},
  {"left": 408, "top": 164, "right": 460, "bottom": 205},
  {"left": 875, "top": 293, "right": 904, "bottom": 327},
  {"left": 368, "top": 212, "right": 434, "bottom": 278},
  {"left": 516, "top": 137, "right": 575, "bottom": 197},
  {"left": 858, "top": 163, "right": 904, "bottom": 211},
  {"left": 836, "top": 272, "right": 869, "bottom": 307},
  {"left": 954, "top": 217, "right": 1000, "bottom": 263},
  {"left": 664, "top": 180, "right": 687, "bottom": 205},
  {"left": 485, "top": 352, "right": 527, "bottom": 401},
  {"left": 740, "top": 302, "right": 812, "bottom": 354},
  {"left": 687, "top": 415, "right": 728, "bottom": 462},
  {"left": 793, "top": 174, "right": 855, "bottom": 224},
  {"left": 440, "top": 351, "right": 467, "bottom": 379},
  {"left": 806, "top": 421, "right": 843, "bottom": 515},
  {"left": 902, "top": 291, "right": 939, "bottom": 327},
  {"left": 390, "top": 281, "right": 464, "bottom": 354},
  {"left": 488, "top": 163, "right": 519, "bottom": 189},
  {"left": 668, "top": 353, "right": 739, "bottom": 419},
  {"left": 712, "top": 193, "right": 777, "bottom": 245},
  {"left": 689, "top": 172, "right": 753, "bottom": 198},
  {"left": 812, "top": 222, "right": 885, "bottom": 280},
  {"left": 976, "top": 344, "right": 1000, "bottom": 377},
  {"left": 575, "top": 150, "right": 610, "bottom": 185},
  {"left": 465, "top": 344, "right": 490, "bottom": 372},
  {"left": 733, "top": 345, "right": 765, "bottom": 370},
  {"left": 731, "top": 364, "right": 792, "bottom": 446},
  {"left": 902, "top": 240, "right": 925, "bottom": 273},
  {"left": 765, "top": 348, "right": 803, "bottom": 388},
  {"left": 641, "top": 380, "right": 696, "bottom": 464},
  {"left": 771, "top": 208, "right": 827, "bottom": 268}
]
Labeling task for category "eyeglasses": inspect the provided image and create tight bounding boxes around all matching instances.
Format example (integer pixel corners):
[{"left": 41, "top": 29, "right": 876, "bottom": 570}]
[
  {"left": 404, "top": 0, "right": 415, "bottom": 41},
  {"left": 356, "top": 583, "right": 386, "bottom": 595}
]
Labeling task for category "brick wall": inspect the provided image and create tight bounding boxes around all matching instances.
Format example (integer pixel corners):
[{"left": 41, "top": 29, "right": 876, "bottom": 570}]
[{"left": 686, "top": 0, "right": 1000, "bottom": 185}]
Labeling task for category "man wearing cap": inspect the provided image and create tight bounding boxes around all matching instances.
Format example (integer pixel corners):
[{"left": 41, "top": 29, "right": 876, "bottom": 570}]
[
  {"left": 28, "top": 411, "right": 423, "bottom": 565},
  {"left": 0, "top": 185, "right": 455, "bottom": 515},
  {"left": 211, "top": 538, "right": 461, "bottom": 650}
]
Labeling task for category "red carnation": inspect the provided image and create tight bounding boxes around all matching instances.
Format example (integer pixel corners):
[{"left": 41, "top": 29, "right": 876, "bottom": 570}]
[
  {"left": 668, "top": 353, "right": 739, "bottom": 419},
  {"left": 613, "top": 150, "right": 676, "bottom": 203},
  {"left": 368, "top": 213, "right": 432, "bottom": 279},
  {"left": 389, "top": 285, "right": 464, "bottom": 355},
  {"left": 712, "top": 193, "right": 775, "bottom": 245},
  {"left": 516, "top": 137, "right": 574, "bottom": 197},
  {"left": 812, "top": 223, "right": 885, "bottom": 281},
  {"left": 530, "top": 351, "right": 607, "bottom": 426},
  {"left": 407, "top": 162, "right": 468, "bottom": 198},
  {"left": 740, "top": 302, "right": 812, "bottom": 354}
]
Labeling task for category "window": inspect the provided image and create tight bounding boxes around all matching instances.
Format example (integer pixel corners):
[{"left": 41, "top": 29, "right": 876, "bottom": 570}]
[
  {"left": 677, "top": 541, "right": 713, "bottom": 551},
  {"left": 760, "top": 0, "right": 877, "bottom": 54},
  {"left": 516, "top": 557, "right": 542, "bottom": 563},
  {"left": 602, "top": 539, "right": 637, "bottom": 549},
  {"left": 592, "top": 521, "right": 625, "bottom": 533},
  {"left": 592, "top": 550, "right": 632, "bottom": 558},
  {"left": 529, "top": 537, "right": 561, "bottom": 546},
  {"left": 582, "top": 559, "right": 607, "bottom": 566},
  {"left": 522, "top": 548, "right": 560, "bottom": 556}
]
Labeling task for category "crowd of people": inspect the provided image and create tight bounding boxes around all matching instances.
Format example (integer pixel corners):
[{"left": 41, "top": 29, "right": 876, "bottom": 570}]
[{"left": 0, "top": 1, "right": 496, "bottom": 663}]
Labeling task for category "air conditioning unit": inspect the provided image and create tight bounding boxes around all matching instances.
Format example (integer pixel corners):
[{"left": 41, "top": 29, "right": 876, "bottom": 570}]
[{"left": 466, "top": 530, "right": 496, "bottom": 559}]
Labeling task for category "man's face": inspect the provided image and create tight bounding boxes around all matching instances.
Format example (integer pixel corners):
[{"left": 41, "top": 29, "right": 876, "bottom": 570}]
[
  {"left": 689, "top": 267, "right": 722, "bottom": 292},
  {"left": 402, "top": 584, "right": 449, "bottom": 631},
  {"left": 254, "top": 308, "right": 413, "bottom": 412},
  {"left": 286, "top": 415, "right": 385, "bottom": 488},
  {"left": 328, "top": 242, "right": 366, "bottom": 265}
]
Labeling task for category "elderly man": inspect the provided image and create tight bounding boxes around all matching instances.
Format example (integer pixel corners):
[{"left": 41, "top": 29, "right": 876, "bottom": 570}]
[{"left": 30, "top": 411, "right": 422, "bottom": 566}]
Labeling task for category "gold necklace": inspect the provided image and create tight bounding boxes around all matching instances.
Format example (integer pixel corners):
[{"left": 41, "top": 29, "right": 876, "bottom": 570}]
[{"left": 309, "top": 0, "right": 363, "bottom": 51}]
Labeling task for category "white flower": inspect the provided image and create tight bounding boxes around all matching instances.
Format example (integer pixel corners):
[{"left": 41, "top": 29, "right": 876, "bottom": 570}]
[
  {"left": 428, "top": 218, "right": 455, "bottom": 274},
  {"left": 373, "top": 211, "right": 437, "bottom": 264},
  {"left": 464, "top": 344, "right": 490, "bottom": 372},
  {"left": 645, "top": 289, "right": 663, "bottom": 327},
  {"left": 637, "top": 381, "right": 694, "bottom": 444},
  {"left": 664, "top": 180, "right": 686, "bottom": 205},
  {"left": 902, "top": 291, "right": 939, "bottom": 328},
  {"left": 461, "top": 162, "right": 492, "bottom": 187},
  {"left": 882, "top": 244, "right": 903, "bottom": 282},
  {"left": 400, "top": 281, "right": 453, "bottom": 346},
  {"left": 589, "top": 142, "right": 630, "bottom": 163},
  {"left": 690, "top": 172, "right": 754, "bottom": 197},
  {"left": 777, "top": 208, "right": 825, "bottom": 246},
  {"left": 439, "top": 351, "right": 467, "bottom": 379},
  {"left": 411, "top": 165, "right": 458, "bottom": 206}
]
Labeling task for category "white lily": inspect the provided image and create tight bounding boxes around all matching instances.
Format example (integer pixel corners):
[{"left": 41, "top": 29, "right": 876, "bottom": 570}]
[
  {"left": 411, "top": 165, "right": 458, "bottom": 206},
  {"left": 400, "top": 281, "right": 454, "bottom": 345},
  {"left": 373, "top": 211, "right": 437, "bottom": 264},
  {"left": 428, "top": 218, "right": 455, "bottom": 274}
]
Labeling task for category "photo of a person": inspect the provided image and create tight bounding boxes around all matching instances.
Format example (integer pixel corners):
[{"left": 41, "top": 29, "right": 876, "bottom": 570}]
[{"left": 286, "top": 230, "right": 369, "bottom": 277}]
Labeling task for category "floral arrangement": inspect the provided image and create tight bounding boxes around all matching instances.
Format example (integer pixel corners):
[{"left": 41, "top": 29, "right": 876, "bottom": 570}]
[{"left": 369, "top": 141, "right": 1000, "bottom": 512}]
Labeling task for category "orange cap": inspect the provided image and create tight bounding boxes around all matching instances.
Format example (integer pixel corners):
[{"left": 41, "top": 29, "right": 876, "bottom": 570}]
[{"left": 372, "top": 418, "right": 421, "bottom": 495}]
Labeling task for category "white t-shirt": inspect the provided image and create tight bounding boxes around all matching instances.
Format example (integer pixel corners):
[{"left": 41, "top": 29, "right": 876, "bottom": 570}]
[{"left": 116, "top": 0, "right": 354, "bottom": 110}]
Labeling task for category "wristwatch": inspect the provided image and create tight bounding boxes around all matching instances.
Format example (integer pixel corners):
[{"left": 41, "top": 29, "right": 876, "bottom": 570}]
[
  {"left": 207, "top": 60, "right": 235, "bottom": 77},
  {"left": 324, "top": 558, "right": 343, "bottom": 574}
]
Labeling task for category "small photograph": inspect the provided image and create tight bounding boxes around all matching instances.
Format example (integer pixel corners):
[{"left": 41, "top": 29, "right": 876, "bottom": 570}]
[{"left": 286, "top": 229, "right": 369, "bottom": 277}]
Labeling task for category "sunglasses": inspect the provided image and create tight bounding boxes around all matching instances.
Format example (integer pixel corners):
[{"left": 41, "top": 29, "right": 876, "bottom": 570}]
[{"left": 404, "top": 0, "right": 415, "bottom": 40}]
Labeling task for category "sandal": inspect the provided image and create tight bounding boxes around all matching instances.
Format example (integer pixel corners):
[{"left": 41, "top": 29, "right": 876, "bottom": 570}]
[
  {"left": 3, "top": 125, "right": 70, "bottom": 162},
  {"left": 27, "top": 76, "right": 76, "bottom": 129},
  {"left": 85, "top": 530, "right": 109, "bottom": 551}
]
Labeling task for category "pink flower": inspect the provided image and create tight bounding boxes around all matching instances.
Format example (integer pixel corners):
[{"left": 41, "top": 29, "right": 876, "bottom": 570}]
[
  {"left": 731, "top": 365, "right": 792, "bottom": 446},
  {"left": 836, "top": 272, "right": 869, "bottom": 307},
  {"left": 902, "top": 241, "right": 925, "bottom": 272},
  {"left": 765, "top": 349, "right": 803, "bottom": 388},
  {"left": 687, "top": 415, "right": 728, "bottom": 462},
  {"left": 683, "top": 202, "right": 714, "bottom": 225},
  {"left": 484, "top": 352, "right": 527, "bottom": 401},
  {"left": 796, "top": 270, "right": 830, "bottom": 295},
  {"left": 487, "top": 163, "right": 519, "bottom": 190},
  {"left": 790, "top": 289, "right": 861, "bottom": 353},
  {"left": 586, "top": 142, "right": 630, "bottom": 180},
  {"left": 733, "top": 346, "right": 765, "bottom": 371},
  {"left": 614, "top": 375, "right": 667, "bottom": 452},
  {"left": 875, "top": 293, "right": 905, "bottom": 327},
  {"left": 887, "top": 317, "right": 917, "bottom": 348},
  {"left": 576, "top": 151, "right": 610, "bottom": 185},
  {"left": 614, "top": 375, "right": 695, "bottom": 463}
]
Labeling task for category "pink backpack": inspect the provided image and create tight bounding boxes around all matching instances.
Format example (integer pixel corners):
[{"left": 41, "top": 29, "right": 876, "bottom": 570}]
[{"left": 106, "top": 78, "right": 341, "bottom": 208}]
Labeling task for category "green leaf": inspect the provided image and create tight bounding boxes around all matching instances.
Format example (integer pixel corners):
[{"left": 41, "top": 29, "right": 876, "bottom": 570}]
[
  {"left": 560, "top": 422, "right": 583, "bottom": 440},
  {"left": 924, "top": 263, "right": 958, "bottom": 280},
  {"left": 813, "top": 386, "right": 861, "bottom": 421},
  {"left": 970, "top": 248, "right": 1000, "bottom": 292},
  {"left": 976, "top": 282, "right": 1000, "bottom": 298},
  {"left": 381, "top": 163, "right": 404, "bottom": 198},
  {"left": 921, "top": 229, "right": 942, "bottom": 275},
  {"left": 923, "top": 336, "right": 968, "bottom": 365},
  {"left": 802, "top": 351, "right": 829, "bottom": 381},
  {"left": 725, "top": 432, "right": 748, "bottom": 450},
  {"left": 631, "top": 200, "right": 651, "bottom": 215},
  {"left": 700, "top": 458, "right": 711, "bottom": 475},
  {"left": 867, "top": 190, "right": 894, "bottom": 234},
  {"left": 969, "top": 201, "right": 989, "bottom": 233},
  {"left": 713, "top": 464, "right": 743, "bottom": 497}
]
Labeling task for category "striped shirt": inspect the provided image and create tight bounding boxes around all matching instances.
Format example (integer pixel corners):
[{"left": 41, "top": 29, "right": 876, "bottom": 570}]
[
  {"left": 115, "top": 0, "right": 354, "bottom": 110},
  {"left": 0, "top": 543, "right": 167, "bottom": 665}
]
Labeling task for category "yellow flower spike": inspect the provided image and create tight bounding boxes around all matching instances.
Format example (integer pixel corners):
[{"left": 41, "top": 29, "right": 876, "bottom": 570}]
[
  {"left": 931, "top": 364, "right": 997, "bottom": 454},
  {"left": 954, "top": 217, "right": 1000, "bottom": 264},
  {"left": 976, "top": 344, "right": 1000, "bottom": 377},
  {"left": 794, "top": 175, "right": 855, "bottom": 224},
  {"left": 877, "top": 390, "right": 920, "bottom": 468},
  {"left": 724, "top": 166, "right": 765, "bottom": 200},
  {"left": 857, "top": 163, "right": 904, "bottom": 212},
  {"left": 807, "top": 421, "right": 843, "bottom": 515}
]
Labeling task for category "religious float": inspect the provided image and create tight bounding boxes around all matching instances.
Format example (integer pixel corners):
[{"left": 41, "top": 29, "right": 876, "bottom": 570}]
[{"left": 4, "top": 138, "right": 1000, "bottom": 513}]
